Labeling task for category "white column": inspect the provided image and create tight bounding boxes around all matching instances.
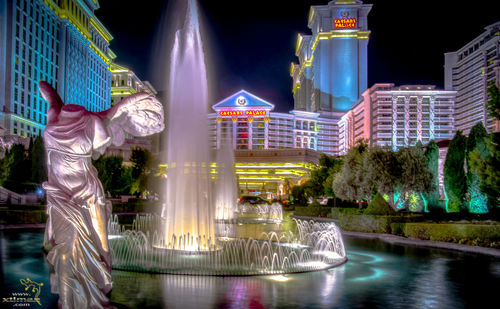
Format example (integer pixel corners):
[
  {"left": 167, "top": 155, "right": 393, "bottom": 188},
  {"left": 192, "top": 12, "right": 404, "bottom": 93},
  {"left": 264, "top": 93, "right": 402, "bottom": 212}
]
[
  {"left": 264, "top": 117, "right": 269, "bottom": 149},
  {"left": 216, "top": 118, "right": 221, "bottom": 149},
  {"left": 417, "top": 97, "right": 423, "bottom": 142},
  {"left": 404, "top": 96, "right": 410, "bottom": 147},
  {"left": 392, "top": 97, "right": 398, "bottom": 151},
  {"left": 232, "top": 117, "right": 237, "bottom": 150},
  {"left": 429, "top": 96, "right": 435, "bottom": 140},
  {"left": 248, "top": 117, "right": 253, "bottom": 150}
]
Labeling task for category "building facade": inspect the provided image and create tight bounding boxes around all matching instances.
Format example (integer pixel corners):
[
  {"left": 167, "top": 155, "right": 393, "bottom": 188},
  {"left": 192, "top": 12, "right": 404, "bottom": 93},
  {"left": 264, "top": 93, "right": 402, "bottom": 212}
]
[
  {"left": 234, "top": 149, "right": 320, "bottom": 197},
  {"left": 110, "top": 63, "right": 157, "bottom": 106},
  {"left": 338, "top": 84, "right": 456, "bottom": 153},
  {"left": 209, "top": 90, "right": 340, "bottom": 156},
  {"left": 290, "top": 0, "right": 372, "bottom": 115},
  {"left": 445, "top": 21, "right": 500, "bottom": 134},
  {"left": 0, "top": 0, "right": 114, "bottom": 137},
  {"left": 106, "top": 63, "right": 159, "bottom": 160}
]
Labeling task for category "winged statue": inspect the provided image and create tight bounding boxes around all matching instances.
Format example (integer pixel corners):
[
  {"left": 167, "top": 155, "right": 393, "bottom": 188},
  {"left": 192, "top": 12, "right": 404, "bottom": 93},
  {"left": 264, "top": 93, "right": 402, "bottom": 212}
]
[{"left": 38, "top": 81, "right": 164, "bottom": 309}]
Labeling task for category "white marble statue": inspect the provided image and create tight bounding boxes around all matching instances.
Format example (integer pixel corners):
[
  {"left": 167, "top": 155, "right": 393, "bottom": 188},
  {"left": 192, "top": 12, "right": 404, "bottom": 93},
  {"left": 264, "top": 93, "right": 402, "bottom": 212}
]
[{"left": 39, "top": 81, "right": 164, "bottom": 308}]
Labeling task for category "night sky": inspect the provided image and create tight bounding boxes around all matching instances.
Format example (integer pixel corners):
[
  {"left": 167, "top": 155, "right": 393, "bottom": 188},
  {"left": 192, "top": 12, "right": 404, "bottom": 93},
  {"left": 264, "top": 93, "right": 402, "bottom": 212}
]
[{"left": 95, "top": 0, "right": 499, "bottom": 112}]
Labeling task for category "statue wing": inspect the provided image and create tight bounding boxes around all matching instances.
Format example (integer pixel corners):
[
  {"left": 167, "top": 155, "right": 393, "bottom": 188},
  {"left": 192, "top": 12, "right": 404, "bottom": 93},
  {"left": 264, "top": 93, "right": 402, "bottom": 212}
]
[
  {"left": 99, "top": 93, "right": 165, "bottom": 146},
  {"left": 39, "top": 81, "right": 63, "bottom": 124}
]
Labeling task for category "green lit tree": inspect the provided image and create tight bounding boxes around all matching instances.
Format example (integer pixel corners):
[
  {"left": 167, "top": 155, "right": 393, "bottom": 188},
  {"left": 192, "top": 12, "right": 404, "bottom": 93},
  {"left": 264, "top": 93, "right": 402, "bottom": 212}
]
[
  {"left": 365, "top": 144, "right": 433, "bottom": 211},
  {"left": 487, "top": 82, "right": 500, "bottom": 120},
  {"left": 323, "top": 156, "right": 343, "bottom": 197},
  {"left": 422, "top": 140, "right": 441, "bottom": 212},
  {"left": 302, "top": 154, "right": 343, "bottom": 198},
  {"left": 2, "top": 143, "right": 30, "bottom": 192},
  {"left": 465, "top": 122, "right": 489, "bottom": 213},
  {"left": 93, "top": 155, "right": 132, "bottom": 198},
  {"left": 470, "top": 84, "right": 500, "bottom": 209},
  {"left": 129, "top": 147, "right": 153, "bottom": 197},
  {"left": 444, "top": 131, "right": 467, "bottom": 212},
  {"left": 471, "top": 133, "right": 500, "bottom": 208},
  {"left": 291, "top": 184, "right": 308, "bottom": 206},
  {"left": 0, "top": 148, "right": 8, "bottom": 185},
  {"left": 332, "top": 141, "right": 371, "bottom": 208},
  {"left": 31, "top": 135, "right": 47, "bottom": 184}
]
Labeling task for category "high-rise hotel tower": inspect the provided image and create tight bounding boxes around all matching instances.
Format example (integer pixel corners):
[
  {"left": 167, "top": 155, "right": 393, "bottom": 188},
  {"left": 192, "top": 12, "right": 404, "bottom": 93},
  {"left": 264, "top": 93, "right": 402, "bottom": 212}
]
[
  {"left": 445, "top": 22, "right": 500, "bottom": 134},
  {"left": 0, "top": 0, "right": 114, "bottom": 137},
  {"left": 291, "top": 0, "right": 372, "bottom": 116}
]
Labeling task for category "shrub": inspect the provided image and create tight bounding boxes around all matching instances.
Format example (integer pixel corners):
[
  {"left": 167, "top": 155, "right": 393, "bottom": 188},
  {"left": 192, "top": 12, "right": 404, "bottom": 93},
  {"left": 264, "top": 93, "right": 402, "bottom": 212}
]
[
  {"left": 364, "top": 192, "right": 394, "bottom": 215},
  {"left": 294, "top": 206, "right": 332, "bottom": 217}
]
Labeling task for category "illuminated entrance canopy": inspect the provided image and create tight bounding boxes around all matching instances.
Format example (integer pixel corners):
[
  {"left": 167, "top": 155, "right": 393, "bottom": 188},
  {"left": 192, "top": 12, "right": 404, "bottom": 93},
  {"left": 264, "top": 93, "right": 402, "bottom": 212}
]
[
  {"left": 218, "top": 110, "right": 267, "bottom": 117},
  {"left": 213, "top": 90, "right": 274, "bottom": 118}
]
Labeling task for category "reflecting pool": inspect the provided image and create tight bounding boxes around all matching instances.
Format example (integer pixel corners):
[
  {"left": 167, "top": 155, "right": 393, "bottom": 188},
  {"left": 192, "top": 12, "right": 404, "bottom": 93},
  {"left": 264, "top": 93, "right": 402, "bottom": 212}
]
[{"left": 1, "top": 228, "right": 499, "bottom": 308}]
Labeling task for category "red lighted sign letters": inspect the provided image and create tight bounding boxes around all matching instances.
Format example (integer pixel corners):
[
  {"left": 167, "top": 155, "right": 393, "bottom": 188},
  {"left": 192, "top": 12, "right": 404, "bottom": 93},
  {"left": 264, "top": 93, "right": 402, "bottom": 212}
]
[
  {"left": 334, "top": 18, "right": 357, "bottom": 29},
  {"left": 218, "top": 110, "right": 266, "bottom": 117}
]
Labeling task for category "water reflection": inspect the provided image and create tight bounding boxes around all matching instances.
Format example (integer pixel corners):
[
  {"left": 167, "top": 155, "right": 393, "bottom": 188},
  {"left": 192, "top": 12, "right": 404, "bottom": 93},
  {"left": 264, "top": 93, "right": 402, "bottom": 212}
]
[
  {"left": 110, "top": 267, "right": 346, "bottom": 308},
  {"left": 1, "top": 230, "right": 499, "bottom": 308}
]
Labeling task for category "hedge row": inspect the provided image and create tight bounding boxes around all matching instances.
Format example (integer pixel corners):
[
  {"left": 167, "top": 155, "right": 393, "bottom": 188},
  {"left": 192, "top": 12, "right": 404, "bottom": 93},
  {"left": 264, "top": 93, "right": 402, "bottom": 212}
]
[
  {"left": 0, "top": 200, "right": 159, "bottom": 225},
  {"left": 0, "top": 209, "right": 47, "bottom": 225},
  {"left": 294, "top": 206, "right": 334, "bottom": 218},
  {"left": 331, "top": 208, "right": 423, "bottom": 233},
  {"left": 111, "top": 200, "right": 159, "bottom": 213},
  {"left": 392, "top": 222, "right": 500, "bottom": 244},
  {"left": 331, "top": 208, "right": 500, "bottom": 248}
]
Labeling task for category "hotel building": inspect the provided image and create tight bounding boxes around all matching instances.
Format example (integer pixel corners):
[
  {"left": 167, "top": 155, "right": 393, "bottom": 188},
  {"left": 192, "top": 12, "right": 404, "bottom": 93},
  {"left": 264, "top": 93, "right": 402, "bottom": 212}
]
[
  {"left": 206, "top": 83, "right": 455, "bottom": 194},
  {"left": 105, "top": 63, "right": 159, "bottom": 161},
  {"left": 207, "top": 90, "right": 331, "bottom": 195},
  {"left": 0, "top": 0, "right": 114, "bottom": 137},
  {"left": 338, "top": 84, "right": 456, "bottom": 153},
  {"left": 291, "top": 0, "right": 372, "bottom": 115},
  {"left": 445, "top": 21, "right": 500, "bottom": 134},
  {"left": 208, "top": 90, "right": 340, "bottom": 156},
  {"left": 110, "top": 63, "right": 157, "bottom": 106}
]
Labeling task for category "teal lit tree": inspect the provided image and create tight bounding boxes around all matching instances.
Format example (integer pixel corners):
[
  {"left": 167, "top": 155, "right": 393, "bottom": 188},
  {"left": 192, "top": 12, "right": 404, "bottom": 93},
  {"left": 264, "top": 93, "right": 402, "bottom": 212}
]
[
  {"left": 470, "top": 84, "right": 500, "bottom": 209},
  {"left": 466, "top": 122, "right": 489, "bottom": 213},
  {"left": 422, "top": 140, "right": 441, "bottom": 212},
  {"left": 444, "top": 131, "right": 467, "bottom": 212},
  {"left": 362, "top": 143, "right": 432, "bottom": 211}
]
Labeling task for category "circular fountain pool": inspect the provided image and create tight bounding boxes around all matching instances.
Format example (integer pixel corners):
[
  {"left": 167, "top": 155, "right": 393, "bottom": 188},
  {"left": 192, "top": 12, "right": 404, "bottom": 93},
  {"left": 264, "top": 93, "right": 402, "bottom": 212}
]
[{"left": 108, "top": 214, "right": 347, "bottom": 275}]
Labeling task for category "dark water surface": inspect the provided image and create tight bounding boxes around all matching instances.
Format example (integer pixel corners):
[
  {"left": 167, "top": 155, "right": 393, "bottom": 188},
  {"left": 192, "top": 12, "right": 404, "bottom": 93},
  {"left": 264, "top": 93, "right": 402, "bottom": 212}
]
[{"left": 1, "top": 229, "right": 499, "bottom": 308}]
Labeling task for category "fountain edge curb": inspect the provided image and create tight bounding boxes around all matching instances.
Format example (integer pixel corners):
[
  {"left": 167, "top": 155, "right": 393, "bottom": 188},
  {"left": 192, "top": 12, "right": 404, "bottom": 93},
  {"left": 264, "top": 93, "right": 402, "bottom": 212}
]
[{"left": 291, "top": 216, "right": 500, "bottom": 258}]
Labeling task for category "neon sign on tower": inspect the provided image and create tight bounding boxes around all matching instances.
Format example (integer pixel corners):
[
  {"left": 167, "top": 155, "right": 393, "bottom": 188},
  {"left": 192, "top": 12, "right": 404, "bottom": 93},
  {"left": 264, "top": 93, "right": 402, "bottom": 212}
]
[{"left": 334, "top": 12, "right": 357, "bottom": 29}]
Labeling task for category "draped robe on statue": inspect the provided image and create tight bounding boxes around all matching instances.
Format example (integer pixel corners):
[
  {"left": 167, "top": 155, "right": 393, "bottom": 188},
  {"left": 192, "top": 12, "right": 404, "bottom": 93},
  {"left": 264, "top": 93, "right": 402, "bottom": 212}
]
[
  {"left": 44, "top": 106, "right": 113, "bottom": 308},
  {"left": 39, "top": 81, "right": 164, "bottom": 309}
]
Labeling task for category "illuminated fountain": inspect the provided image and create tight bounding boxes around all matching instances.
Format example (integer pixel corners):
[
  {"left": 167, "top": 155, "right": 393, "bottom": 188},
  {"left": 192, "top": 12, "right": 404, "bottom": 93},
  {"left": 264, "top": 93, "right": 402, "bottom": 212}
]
[
  {"left": 108, "top": 0, "right": 346, "bottom": 275},
  {"left": 236, "top": 202, "right": 283, "bottom": 222},
  {"left": 214, "top": 140, "right": 238, "bottom": 220},
  {"left": 157, "top": 0, "right": 215, "bottom": 251}
]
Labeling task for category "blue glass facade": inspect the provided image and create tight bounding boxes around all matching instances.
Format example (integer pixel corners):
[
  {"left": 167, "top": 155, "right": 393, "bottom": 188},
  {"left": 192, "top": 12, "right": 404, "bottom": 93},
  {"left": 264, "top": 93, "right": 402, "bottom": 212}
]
[
  {"left": 0, "top": 0, "right": 60, "bottom": 136},
  {"left": 0, "top": 0, "right": 113, "bottom": 137},
  {"left": 291, "top": 0, "right": 372, "bottom": 115}
]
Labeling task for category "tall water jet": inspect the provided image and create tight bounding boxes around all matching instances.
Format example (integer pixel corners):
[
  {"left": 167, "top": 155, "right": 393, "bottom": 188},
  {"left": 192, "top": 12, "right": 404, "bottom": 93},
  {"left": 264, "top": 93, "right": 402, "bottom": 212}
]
[
  {"left": 160, "top": 0, "right": 215, "bottom": 250},
  {"left": 214, "top": 139, "right": 238, "bottom": 220}
]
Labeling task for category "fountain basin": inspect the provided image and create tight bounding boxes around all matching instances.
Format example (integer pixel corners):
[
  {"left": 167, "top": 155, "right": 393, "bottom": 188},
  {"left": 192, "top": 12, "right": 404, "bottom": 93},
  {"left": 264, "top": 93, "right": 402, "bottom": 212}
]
[{"left": 109, "top": 215, "right": 347, "bottom": 276}]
